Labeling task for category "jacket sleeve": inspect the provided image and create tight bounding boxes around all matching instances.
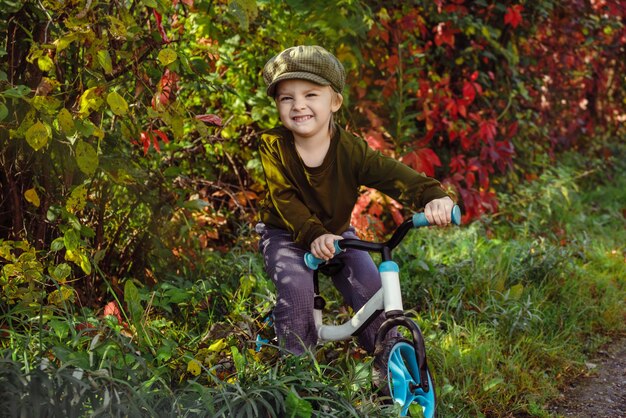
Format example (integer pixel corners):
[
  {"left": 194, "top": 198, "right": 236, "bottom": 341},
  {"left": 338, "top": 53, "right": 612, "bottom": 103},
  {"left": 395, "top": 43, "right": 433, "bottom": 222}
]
[
  {"left": 259, "top": 136, "right": 329, "bottom": 248},
  {"left": 354, "top": 137, "right": 449, "bottom": 208}
]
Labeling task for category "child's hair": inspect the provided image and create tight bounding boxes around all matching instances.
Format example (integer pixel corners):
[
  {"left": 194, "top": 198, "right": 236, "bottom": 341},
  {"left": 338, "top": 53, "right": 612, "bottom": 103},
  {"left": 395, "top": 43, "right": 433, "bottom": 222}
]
[{"left": 263, "top": 45, "right": 345, "bottom": 137}]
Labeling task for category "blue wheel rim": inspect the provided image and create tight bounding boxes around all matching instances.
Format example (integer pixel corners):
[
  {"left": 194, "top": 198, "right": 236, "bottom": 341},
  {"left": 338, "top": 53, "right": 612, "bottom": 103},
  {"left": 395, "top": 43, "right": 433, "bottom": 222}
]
[{"left": 387, "top": 341, "right": 435, "bottom": 417}]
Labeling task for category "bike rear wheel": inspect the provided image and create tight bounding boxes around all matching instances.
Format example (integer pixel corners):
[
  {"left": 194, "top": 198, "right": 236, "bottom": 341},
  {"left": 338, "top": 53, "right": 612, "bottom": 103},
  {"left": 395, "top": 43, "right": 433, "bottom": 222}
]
[{"left": 376, "top": 336, "right": 436, "bottom": 417}]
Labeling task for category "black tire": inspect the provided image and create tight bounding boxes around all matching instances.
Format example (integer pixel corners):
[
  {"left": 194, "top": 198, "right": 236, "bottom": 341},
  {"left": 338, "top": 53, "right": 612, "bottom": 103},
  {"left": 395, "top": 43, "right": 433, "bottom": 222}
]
[{"left": 375, "top": 336, "right": 437, "bottom": 417}]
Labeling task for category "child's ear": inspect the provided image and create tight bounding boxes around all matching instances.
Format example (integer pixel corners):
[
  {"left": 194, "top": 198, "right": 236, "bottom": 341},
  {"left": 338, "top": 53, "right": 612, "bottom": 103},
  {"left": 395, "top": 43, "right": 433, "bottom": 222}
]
[{"left": 331, "top": 93, "right": 343, "bottom": 112}]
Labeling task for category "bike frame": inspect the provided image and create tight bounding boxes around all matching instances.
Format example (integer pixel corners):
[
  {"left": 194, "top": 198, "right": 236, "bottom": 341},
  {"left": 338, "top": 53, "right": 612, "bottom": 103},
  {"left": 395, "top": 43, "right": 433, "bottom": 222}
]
[{"left": 304, "top": 205, "right": 462, "bottom": 394}]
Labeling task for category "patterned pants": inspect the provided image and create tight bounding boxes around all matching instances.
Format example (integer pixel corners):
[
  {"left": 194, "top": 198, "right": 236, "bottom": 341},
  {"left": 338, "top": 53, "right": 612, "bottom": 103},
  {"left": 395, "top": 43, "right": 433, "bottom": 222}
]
[{"left": 256, "top": 223, "right": 390, "bottom": 355}]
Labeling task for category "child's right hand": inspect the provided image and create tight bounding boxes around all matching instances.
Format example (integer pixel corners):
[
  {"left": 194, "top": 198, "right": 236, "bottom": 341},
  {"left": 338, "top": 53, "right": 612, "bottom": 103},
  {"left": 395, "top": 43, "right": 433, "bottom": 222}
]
[{"left": 310, "top": 233, "right": 344, "bottom": 261}]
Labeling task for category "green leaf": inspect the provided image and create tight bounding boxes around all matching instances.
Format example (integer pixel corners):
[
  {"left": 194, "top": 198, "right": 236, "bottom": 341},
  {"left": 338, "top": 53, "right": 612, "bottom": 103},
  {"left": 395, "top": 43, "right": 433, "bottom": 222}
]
[
  {"left": 106, "top": 16, "right": 127, "bottom": 38},
  {"left": 157, "top": 48, "right": 178, "bottom": 66},
  {"left": 55, "top": 33, "right": 78, "bottom": 53},
  {"left": 285, "top": 391, "right": 313, "bottom": 418},
  {"left": 79, "top": 253, "right": 91, "bottom": 275},
  {"left": 78, "top": 87, "right": 103, "bottom": 117},
  {"left": 124, "top": 280, "right": 142, "bottom": 325},
  {"left": 57, "top": 107, "right": 75, "bottom": 135},
  {"left": 231, "top": 346, "right": 246, "bottom": 375},
  {"left": 66, "top": 184, "right": 87, "bottom": 213},
  {"left": 483, "top": 377, "right": 504, "bottom": 392},
  {"left": 48, "top": 286, "right": 75, "bottom": 306},
  {"left": 37, "top": 55, "right": 54, "bottom": 72},
  {"left": 97, "top": 50, "right": 113, "bottom": 74},
  {"left": 74, "top": 118, "right": 94, "bottom": 138},
  {"left": 25, "top": 121, "right": 51, "bottom": 151},
  {"left": 106, "top": 91, "right": 129, "bottom": 116},
  {"left": 2, "top": 85, "right": 31, "bottom": 99},
  {"left": 239, "top": 274, "right": 256, "bottom": 298},
  {"left": 0, "top": 102, "right": 7, "bottom": 122},
  {"left": 182, "top": 199, "right": 210, "bottom": 211},
  {"left": 509, "top": 283, "right": 524, "bottom": 300},
  {"left": 24, "top": 188, "right": 40, "bottom": 207},
  {"left": 157, "top": 344, "right": 173, "bottom": 362},
  {"left": 51, "top": 263, "right": 72, "bottom": 281},
  {"left": 50, "top": 237, "right": 65, "bottom": 251},
  {"left": 64, "top": 229, "right": 80, "bottom": 251},
  {"left": 228, "top": 0, "right": 258, "bottom": 31},
  {"left": 50, "top": 319, "right": 70, "bottom": 339},
  {"left": 75, "top": 140, "right": 99, "bottom": 176}
]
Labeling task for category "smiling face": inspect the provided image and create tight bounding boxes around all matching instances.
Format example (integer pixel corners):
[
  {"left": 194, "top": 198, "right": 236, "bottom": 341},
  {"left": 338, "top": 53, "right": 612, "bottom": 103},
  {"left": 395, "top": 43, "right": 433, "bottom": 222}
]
[{"left": 274, "top": 79, "right": 343, "bottom": 143}]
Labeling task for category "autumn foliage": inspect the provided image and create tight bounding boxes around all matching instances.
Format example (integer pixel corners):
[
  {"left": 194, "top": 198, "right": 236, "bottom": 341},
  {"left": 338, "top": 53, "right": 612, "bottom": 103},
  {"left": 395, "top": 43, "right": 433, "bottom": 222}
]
[
  {"left": 348, "top": 1, "right": 625, "bottom": 227},
  {"left": 1, "top": 0, "right": 625, "bottom": 303}
]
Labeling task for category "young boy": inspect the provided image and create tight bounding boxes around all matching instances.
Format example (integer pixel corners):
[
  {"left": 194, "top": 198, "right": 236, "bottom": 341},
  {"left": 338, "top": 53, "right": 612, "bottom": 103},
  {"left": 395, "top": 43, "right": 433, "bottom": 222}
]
[{"left": 256, "top": 45, "right": 454, "bottom": 355}]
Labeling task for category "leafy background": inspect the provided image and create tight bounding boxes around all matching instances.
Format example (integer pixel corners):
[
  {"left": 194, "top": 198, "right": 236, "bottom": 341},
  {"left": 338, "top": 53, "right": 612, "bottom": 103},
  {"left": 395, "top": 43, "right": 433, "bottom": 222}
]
[{"left": 1, "top": 0, "right": 625, "bottom": 417}]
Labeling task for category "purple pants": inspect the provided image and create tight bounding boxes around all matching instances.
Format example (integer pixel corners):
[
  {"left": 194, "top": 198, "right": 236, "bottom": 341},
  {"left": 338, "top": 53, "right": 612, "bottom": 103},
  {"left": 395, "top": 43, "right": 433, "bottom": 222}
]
[{"left": 256, "top": 222, "right": 389, "bottom": 355}]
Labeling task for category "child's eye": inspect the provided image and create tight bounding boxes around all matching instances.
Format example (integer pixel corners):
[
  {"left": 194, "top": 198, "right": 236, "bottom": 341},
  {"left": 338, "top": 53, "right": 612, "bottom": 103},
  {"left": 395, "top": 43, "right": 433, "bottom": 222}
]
[{"left": 279, "top": 96, "right": 293, "bottom": 102}]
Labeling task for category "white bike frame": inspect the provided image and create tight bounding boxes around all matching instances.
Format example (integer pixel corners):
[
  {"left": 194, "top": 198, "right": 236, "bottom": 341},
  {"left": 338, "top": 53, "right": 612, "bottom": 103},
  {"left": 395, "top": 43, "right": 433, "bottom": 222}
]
[{"left": 314, "top": 260, "right": 403, "bottom": 342}]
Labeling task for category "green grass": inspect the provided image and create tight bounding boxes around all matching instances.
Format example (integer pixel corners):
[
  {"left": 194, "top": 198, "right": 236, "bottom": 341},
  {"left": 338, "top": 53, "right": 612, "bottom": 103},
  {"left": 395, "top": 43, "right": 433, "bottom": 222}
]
[{"left": 1, "top": 147, "right": 625, "bottom": 417}]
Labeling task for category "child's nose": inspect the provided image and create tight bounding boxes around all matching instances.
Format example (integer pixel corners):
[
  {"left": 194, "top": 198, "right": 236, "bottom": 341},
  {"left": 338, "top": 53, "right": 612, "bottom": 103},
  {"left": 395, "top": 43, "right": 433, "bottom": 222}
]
[{"left": 293, "top": 97, "right": 306, "bottom": 109}]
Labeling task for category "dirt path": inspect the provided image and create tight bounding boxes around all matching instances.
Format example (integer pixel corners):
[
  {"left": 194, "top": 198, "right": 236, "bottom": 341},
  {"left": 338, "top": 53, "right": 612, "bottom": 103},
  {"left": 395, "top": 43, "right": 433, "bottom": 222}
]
[{"left": 548, "top": 336, "right": 626, "bottom": 418}]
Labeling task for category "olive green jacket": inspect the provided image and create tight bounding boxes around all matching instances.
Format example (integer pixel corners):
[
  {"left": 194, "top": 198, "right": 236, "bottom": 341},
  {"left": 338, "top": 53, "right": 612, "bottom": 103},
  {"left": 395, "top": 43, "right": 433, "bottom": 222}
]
[{"left": 258, "top": 125, "right": 449, "bottom": 248}]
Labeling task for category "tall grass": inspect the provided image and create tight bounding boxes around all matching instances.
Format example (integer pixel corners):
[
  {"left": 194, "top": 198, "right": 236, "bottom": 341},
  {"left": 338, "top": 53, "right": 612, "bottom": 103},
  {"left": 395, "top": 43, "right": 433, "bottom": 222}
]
[
  {"left": 1, "top": 146, "right": 624, "bottom": 417},
  {"left": 396, "top": 146, "right": 626, "bottom": 417}
]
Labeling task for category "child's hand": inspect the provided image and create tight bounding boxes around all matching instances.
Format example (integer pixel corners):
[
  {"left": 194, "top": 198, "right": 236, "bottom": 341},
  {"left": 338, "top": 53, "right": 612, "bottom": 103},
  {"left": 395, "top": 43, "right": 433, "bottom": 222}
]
[
  {"left": 311, "top": 233, "right": 344, "bottom": 260},
  {"left": 424, "top": 196, "right": 455, "bottom": 226}
]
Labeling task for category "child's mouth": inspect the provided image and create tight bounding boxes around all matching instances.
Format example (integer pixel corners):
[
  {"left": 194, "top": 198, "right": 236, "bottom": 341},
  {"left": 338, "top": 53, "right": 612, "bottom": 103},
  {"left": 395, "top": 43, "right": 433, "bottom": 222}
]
[{"left": 292, "top": 115, "right": 312, "bottom": 122}]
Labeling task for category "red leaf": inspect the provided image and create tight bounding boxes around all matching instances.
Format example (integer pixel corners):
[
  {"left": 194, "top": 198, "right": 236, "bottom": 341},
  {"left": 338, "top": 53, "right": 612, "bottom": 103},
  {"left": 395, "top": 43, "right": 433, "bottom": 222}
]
[
  {"left": 369, "top": 201, "right": 383, "bottom": 217},
  {"left": 449, "top": 154, "right": 466, "bottom": 173},
  {"left": 478, "top": 119, "right": 498, "bottom": 143},
  {"left": 140, "top": 131, "right": 150, "bottom": 155},
  {"left": 401, "top": 148, "right": 442, "bottom": 177},
  {"left": 465, "top": 171, "right": 476, "bottom": 188},
  {"left": 434, "top": 23, "right": 457, "bottom": 48},
  {"left": 460, "top": 130, "right": 472, "bottom": 150},
  {"left": 103, "top": 301, "right": 124, "bottom": 325},
  {"left": 462, "top": 81, "right": 476, "bottom": 104},
  {"left": 444, "top": 98, "right": 458, "bottom": 119},
  {"left": 504, "top": 5, "right": 524, "bottom": 28},
  {"left": 389, "top": 205, "right": 405, "bottom": 226},
  {"left": 152, "top": 70, "right": 179, "bottom": 109},
  {"left": 153, "top": 10, "right": 171, "bottom": 43},
  {"left": 364, "top": 131, "right": 388, "bottom": 151},
  {"left": 153, "top": 129, "right": 170, "bottom": 144},
  {"left": 150, "top": 131, "right": 161, "bottom": 153},
  {"left": 457, "top": 101, "right": 467, "bottom": 118},
  {"left": 506, "top": 121, "right": 519, "bottom": 138},
  {"left": 195, "top": 114, "right": 223, "bottom": 126}
]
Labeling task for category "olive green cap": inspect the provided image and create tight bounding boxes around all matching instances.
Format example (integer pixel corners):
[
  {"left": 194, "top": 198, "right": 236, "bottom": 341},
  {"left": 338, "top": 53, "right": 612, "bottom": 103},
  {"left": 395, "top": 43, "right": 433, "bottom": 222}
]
[{"left": 263, "top": 45, "right": 346, "bottom": 97}]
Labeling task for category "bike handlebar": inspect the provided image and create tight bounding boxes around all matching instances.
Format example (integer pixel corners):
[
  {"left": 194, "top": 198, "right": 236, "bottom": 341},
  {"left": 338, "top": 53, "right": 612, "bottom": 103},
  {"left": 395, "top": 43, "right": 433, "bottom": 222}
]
[{"left": 304, "top": 205, "right": 462, "bottom": 270}]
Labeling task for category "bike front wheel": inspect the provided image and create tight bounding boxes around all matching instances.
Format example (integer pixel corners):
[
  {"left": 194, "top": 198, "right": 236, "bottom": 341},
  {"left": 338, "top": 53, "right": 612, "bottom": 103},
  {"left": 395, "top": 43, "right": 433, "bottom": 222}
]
[{"left": 376, "top": 337, "right": 436, "bottom": 417}]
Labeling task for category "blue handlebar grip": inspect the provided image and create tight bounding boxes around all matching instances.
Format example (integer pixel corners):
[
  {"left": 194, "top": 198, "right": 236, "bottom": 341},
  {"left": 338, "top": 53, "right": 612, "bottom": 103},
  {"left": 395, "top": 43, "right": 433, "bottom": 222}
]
[
  {"left": 412, "top": 204, "right": 462, "bottom": 228},
  {"left": 303, "top": 241, "right": 343, "bottom": 270}
]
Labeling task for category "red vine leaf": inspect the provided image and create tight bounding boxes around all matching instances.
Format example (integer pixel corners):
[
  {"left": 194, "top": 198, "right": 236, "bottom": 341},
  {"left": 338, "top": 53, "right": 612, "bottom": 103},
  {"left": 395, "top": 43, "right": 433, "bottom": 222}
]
[
  {"left": 153, "top": 10, "right": 171, "bottom": 43},
  {"left": 195, "top": 114, "right": 223, "bottom": 126},
  {"left": 504, "top": 5, "right": 524, "bottom": 28},
  {"left": 401, "top": 148, "right": 442, "bottom": 177}
]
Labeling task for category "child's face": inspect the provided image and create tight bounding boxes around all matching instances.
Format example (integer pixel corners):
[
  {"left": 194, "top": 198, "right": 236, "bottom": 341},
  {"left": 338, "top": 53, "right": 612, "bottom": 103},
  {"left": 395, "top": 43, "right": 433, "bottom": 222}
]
[{"left": 274, "top": 79, "right": 342, "bottom": 141}]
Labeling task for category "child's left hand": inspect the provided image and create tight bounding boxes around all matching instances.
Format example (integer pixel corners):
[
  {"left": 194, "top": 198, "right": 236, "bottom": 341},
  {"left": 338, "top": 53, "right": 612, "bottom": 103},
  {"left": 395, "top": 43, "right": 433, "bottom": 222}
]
[
  {"left": 310, "top": 233, "right": 344, "bottom": 261},
  {"left": 424, "top": 196, "right": 455, "bottom": 226}
]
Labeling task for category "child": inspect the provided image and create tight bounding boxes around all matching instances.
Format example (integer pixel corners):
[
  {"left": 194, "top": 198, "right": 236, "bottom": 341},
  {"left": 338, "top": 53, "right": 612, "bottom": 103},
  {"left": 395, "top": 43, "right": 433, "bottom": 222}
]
[{"left": 256, "top": 45, "right": 454, "bottom": 355}]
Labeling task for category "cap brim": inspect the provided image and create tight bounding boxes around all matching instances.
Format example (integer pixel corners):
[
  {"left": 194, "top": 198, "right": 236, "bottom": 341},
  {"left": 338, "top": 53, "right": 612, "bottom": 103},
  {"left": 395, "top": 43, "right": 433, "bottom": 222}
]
[{"left": 266, "top": 72, "right": 331, "bottom": 97}]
